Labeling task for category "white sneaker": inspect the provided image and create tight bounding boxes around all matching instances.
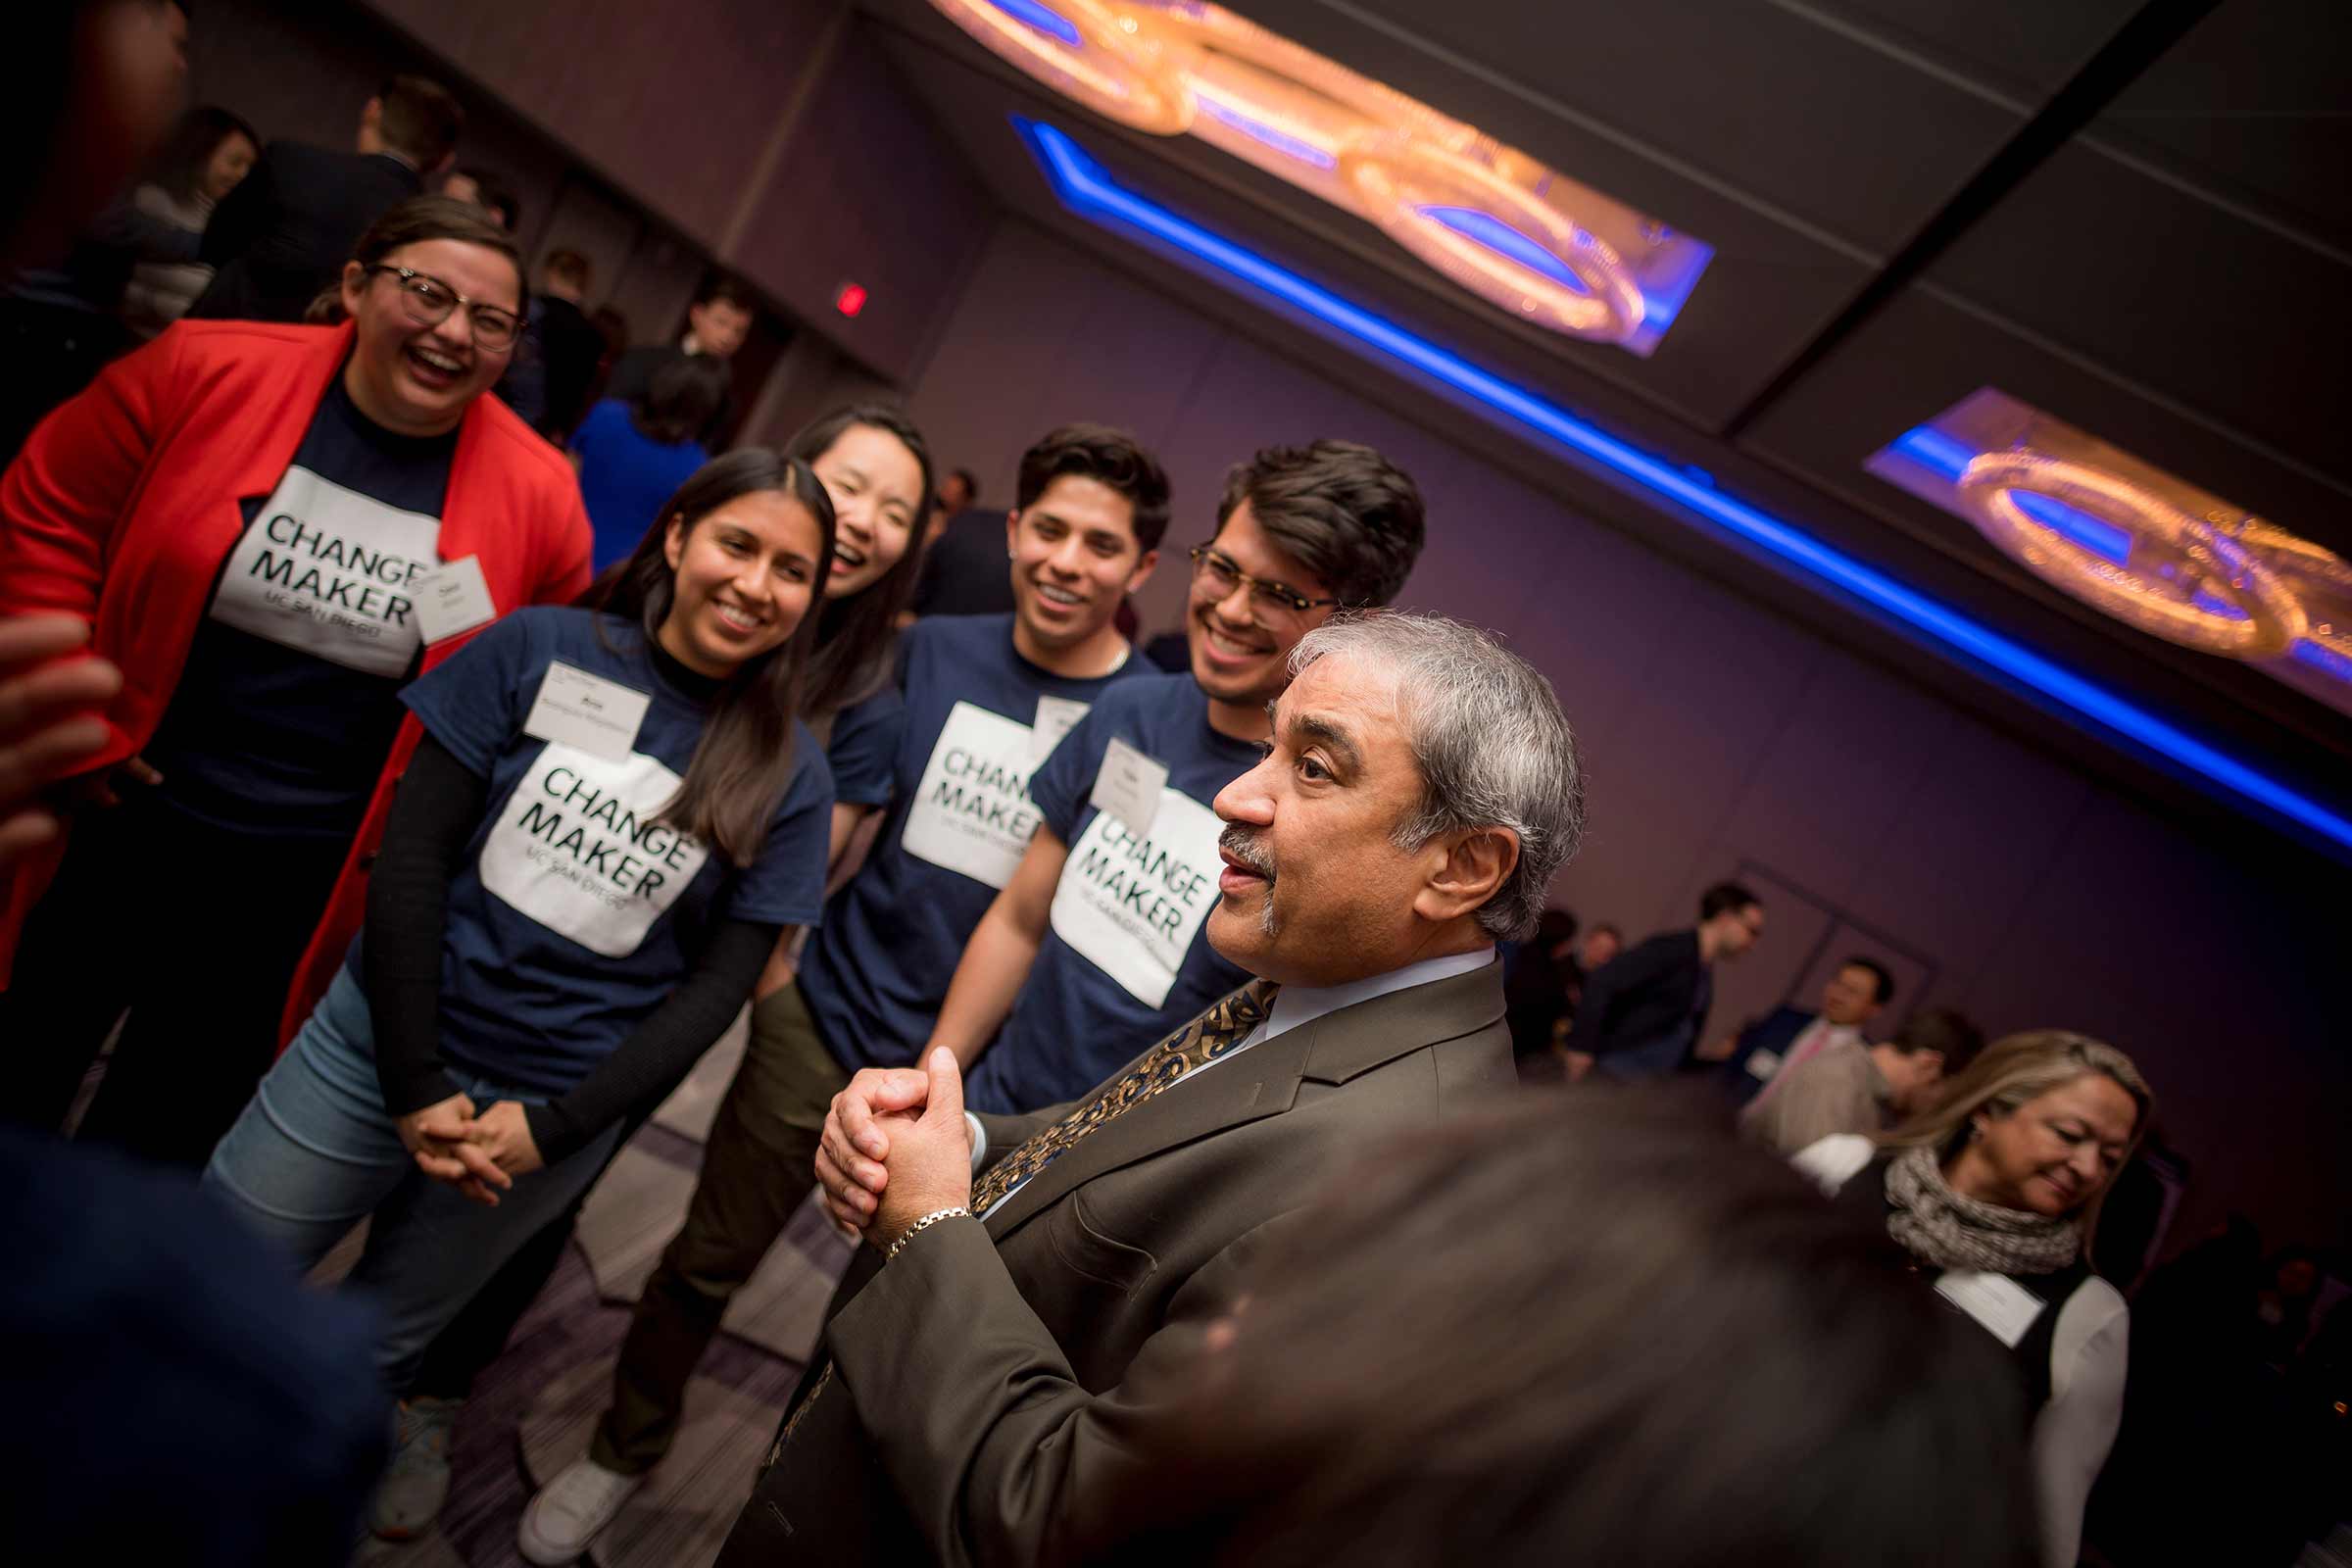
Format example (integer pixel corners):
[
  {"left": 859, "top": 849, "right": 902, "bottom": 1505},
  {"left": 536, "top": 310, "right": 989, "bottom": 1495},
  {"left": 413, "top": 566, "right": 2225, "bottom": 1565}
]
[{"left": 517, "top": 1454, "right": 645, "bottom": 1566}]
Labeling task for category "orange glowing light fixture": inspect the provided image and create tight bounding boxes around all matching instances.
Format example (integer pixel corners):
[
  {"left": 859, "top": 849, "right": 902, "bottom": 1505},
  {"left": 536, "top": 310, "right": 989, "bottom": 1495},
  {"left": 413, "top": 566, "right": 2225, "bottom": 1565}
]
[{"left": 931, "top": 0, "right": 1711, "bottom": 354}]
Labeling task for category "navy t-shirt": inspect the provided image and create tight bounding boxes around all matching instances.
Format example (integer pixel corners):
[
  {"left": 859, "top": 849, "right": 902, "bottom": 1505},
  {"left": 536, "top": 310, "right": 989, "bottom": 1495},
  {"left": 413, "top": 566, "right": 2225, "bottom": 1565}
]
[
  {"left": 394, "top": 607, "right": 833, "bottom": 1095},
  {"left": 146, "top": 368, "right": 455, "bottom": 838},
  {"left": 821, "top": 682, "right": 904, "bottom": 809},
  {"left": 964, "top": 673, "right": 1257, "bottom": 1113},
  {"left": 799, "top": 613, "right": 1154, "bottom": 1072}
]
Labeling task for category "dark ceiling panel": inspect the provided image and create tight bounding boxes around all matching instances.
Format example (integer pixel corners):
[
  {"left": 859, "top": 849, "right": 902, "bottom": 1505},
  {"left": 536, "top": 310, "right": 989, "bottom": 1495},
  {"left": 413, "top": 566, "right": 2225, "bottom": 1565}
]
[
  {"left": 1271, "top": 0, "right": 2028, "bottom": 253},
  {"left": 1922, "top": 139, "right": 2352, "bottom": 493},
  {"left": 1795, "top": 0, "right": 2145, "bottom": 99},
  {"left": 2090, "top": 0, "right": 2351, "bottom": 250}
]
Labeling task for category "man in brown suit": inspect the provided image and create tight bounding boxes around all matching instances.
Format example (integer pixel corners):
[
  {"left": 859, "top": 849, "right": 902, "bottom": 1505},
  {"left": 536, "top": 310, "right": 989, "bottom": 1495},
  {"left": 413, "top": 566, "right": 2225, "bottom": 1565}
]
[{"left": 710, "top": 612, "right": 1584, "bottom": 1567}]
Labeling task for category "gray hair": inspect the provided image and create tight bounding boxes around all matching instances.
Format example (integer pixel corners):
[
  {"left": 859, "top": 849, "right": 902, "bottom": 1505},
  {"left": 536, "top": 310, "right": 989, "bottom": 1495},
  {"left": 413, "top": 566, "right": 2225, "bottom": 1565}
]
[{"left": 1290, "top": 612, "right": 1584, "bottom": 941}]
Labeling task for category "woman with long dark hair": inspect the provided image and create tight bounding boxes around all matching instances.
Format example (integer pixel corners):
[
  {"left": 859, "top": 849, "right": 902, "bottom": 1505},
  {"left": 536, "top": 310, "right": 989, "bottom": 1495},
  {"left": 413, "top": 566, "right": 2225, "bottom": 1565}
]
[
  {"left": 119, "top": 104, "right": 260, "bottom": 337},
  {"left": 202, "top": 451, "right": 839, "bottom": 1405},
  {"left": 1793, "top": 1030, "right": 2154, "bottom": 1567},
  {"left": 372, "top": 404, "right": 933, "bottom": 1546},
  {"left": 0, "top": 195, "right": 591, "bottom": 1169}
]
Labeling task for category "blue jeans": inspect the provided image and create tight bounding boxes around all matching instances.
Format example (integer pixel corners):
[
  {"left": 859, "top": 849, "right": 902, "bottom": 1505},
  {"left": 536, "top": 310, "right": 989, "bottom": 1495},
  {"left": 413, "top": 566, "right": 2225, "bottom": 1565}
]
[{"left": 204, "top": 967, "right": 624, "bottom": 1394}]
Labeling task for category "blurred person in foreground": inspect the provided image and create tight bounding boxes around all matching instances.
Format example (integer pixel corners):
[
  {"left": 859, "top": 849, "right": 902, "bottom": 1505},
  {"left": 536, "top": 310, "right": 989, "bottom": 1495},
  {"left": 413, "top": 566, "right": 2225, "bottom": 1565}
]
[
  {"left": 1089, "top": 1091, "right": 2039, "bottom": 1568},
  {"left": 0, "top": 7, "right": 383, "bottom": 1563},
  {"left": 718, "top": 612, "right": 1583, "bottom": 1567},
  {"left": 1743, "top": 1003, "right": 1984, "bottom": 1155},
  {"left": 1792, "top": 1030, "right": 2154, "bottom": 1567}
]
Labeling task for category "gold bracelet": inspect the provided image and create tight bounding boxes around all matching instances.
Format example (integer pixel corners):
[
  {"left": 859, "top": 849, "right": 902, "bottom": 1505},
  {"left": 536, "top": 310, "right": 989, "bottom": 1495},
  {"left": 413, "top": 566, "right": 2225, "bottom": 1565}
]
[{"left": 886, "top": 1205, "right": 970, "bottom": 1260}]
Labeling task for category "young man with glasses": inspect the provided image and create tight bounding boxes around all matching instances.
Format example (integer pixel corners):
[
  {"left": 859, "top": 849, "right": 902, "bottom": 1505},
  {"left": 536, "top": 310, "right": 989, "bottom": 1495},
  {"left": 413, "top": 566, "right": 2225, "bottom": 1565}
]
[{"left": 928, "top": 440, "right": 1426, "bottom": 1113}]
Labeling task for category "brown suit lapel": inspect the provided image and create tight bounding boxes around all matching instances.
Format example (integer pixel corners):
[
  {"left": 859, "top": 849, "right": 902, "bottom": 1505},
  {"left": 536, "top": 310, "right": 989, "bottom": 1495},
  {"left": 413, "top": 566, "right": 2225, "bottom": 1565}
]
[{"left": 979, "top": 960, "right": 1505, "bottom": 1241}]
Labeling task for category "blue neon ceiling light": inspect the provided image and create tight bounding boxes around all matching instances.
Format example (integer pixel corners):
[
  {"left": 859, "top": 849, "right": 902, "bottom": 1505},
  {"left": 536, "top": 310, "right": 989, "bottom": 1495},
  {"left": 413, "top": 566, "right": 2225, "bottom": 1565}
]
[
  {"left": 983, "top": 0, "right": 1082, "bottom": 50},
  {"left": 1416, "top": 205, "right": 1593, "bottom": 295},
  {"left": 1012, "top": 116, "right": 2352, "bottom": 853}
]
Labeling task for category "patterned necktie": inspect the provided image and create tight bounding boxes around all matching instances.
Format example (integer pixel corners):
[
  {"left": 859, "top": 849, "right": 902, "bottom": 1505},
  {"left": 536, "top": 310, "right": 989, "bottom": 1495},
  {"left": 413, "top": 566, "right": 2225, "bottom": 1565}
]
[
  {"left": 970, "top": 976, "right": 1280, "bottom": 1214},
  {"left": 770, "top": 978, "right": 1280, "bottom": 1459}
]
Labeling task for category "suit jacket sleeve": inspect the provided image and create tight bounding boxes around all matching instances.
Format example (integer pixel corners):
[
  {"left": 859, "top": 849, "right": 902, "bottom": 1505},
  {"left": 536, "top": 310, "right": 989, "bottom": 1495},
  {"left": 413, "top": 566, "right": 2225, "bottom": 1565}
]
[{"left": 824, "top": 1208, "right": 1295, "bottom": 1568}]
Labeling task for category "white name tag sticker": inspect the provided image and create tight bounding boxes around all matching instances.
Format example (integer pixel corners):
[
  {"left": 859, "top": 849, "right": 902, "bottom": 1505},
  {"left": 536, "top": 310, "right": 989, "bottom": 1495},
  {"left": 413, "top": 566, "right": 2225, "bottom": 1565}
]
[
  {"left": 1089, "top": 737, "right": 1170, "bottom": 840},
  {"left": 1029, "top": 695, "right": 1091, "bottom": 761},
  {"left": 901, "top": 701, "right": 1043, "bottom": 889},
  {"left": 1050, "top": 786, "right": 1223, "bottom": 1006},
  {"left": 411, "top": 556, "right": 498, "bottom": 644},
  {"left": 1935, "top": 1270, "right": 2046, "bottom": 1349},
  {"left": 1744, "top": 1047, "right": 1783, "bottom": 1082},
  {"left": 523, "top": 662, "right": 652, "bottom": 763}
]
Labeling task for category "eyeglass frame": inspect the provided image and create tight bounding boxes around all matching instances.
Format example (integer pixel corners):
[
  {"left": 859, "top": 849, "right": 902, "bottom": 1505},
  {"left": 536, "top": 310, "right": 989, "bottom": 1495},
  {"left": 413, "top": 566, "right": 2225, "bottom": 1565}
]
[
  {"left": 360, "top": 264, "right": 523, "bottom": 348},
  {"left": 1186, "top": 543, "right": 1341, "bottom": 617}
]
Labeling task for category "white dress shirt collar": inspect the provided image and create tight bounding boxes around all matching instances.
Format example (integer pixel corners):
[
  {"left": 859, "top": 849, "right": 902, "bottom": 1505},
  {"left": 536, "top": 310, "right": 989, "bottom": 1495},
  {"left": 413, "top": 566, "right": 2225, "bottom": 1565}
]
[{"left": 1248, "top": 945, "right": 1499, "bottom": 1050}]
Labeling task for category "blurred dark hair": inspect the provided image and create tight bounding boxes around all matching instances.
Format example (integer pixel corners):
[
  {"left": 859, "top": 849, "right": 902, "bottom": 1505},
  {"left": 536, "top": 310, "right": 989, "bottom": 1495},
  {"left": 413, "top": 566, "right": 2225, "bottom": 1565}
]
[
  {"left": 787, "top": 405, "right": 937, "bottom": 718},
  {"left": 1014, "top": 423, "right": 1171, "bottom": 553},
  {"left": 590, "top": 451, "right": 836, "bottom": 865},
  {"left": 1840, "top": 956, "right": 1895, "bottom": 1005},
  {"left": 1699, "top": 880, "right": 1761, "bottom": 922},
  {"left": 1088, "top": 1092, "right": 2037, "bottom": 1568},
  {"left": 1213, "top": 439, "right": 1426, "bottom": 608},
  {"left": 448, "top": 165, "right": 518, "bottom": 230},
  {"left": 1533, "top": 906, "right": 1579, "bottom": 947},
  {"left": 1886, "top": 1004, "right": 1984, "bottom": 1075},
  {"left": 946, "top": 466, "right": 980, "bottom": 504},
  {"left": 630, "top": 353, "right": 728, "bottom": 447},
  {"left": 691, "top": 270, "right": 756, "bottom": 313},
  {"left": 371, "top": 74, "right": 462, "bottom": 170},
  {"left": 142, "top": 104, "right": 258, "bottom": 205}
]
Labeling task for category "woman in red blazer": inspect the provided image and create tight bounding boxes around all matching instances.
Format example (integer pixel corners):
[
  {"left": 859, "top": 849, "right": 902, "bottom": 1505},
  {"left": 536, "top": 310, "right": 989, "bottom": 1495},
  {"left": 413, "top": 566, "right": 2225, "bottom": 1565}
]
[{"left": 0, "top": 196, "right": 591, "bottom": 1167}]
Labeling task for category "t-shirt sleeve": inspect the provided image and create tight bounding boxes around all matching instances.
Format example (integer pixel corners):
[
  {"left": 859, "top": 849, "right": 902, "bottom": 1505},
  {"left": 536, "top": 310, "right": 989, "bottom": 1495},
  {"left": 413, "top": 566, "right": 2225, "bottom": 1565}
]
[
  {"left": 723, "top": 739, "right": 835, "bottom": 927},
  {"left": 824, "top": 686, "right": 906, "bottom": 808},
  {"left": 1028, "top": 697, "right": 1109, "bottom": 841},
  {"left": 400, "top": 612, "right": 539, "bottom": 775}
]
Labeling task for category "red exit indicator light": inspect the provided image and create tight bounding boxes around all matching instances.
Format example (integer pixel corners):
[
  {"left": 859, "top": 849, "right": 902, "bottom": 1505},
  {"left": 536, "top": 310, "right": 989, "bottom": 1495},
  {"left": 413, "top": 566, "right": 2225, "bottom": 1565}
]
[{"left": 834, "top": 281, "right": 867, "bottom": 318}]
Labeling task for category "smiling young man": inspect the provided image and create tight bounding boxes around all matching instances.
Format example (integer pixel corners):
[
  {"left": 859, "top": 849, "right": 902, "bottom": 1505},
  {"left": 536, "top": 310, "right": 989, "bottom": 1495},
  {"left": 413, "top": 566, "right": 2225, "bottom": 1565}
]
[{"left": 928, "top": 441, "right": 1426, "bottom": 1113}]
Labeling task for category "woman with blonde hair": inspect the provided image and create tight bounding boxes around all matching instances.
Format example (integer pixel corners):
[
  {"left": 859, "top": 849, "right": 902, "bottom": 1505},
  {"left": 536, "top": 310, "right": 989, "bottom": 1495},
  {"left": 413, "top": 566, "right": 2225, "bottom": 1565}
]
[{"left": 1794, "top": 1029, "right": 2151, "bottom": 1568}]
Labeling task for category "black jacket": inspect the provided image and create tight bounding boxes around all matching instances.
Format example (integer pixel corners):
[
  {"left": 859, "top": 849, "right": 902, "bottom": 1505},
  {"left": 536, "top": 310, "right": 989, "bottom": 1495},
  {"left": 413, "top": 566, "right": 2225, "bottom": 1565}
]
[
  {"left": 605, "top": 342, "right": 735, "bottom": 447},
  {"left": 185, "top": 143, "right": 422, "bottom": 323},
  {"left": 908, "top": 508, "right": 1016, "bottom": 620},
  {"left": 1564, "top": 929, "right": 1711, "bottom": 1065}
]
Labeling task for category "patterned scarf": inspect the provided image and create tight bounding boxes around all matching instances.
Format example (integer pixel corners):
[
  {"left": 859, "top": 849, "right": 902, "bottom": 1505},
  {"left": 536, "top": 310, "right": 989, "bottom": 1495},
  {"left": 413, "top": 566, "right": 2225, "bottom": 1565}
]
[{"left": 1883, "top": 1144, "right": 2081, "bottom": 1276}]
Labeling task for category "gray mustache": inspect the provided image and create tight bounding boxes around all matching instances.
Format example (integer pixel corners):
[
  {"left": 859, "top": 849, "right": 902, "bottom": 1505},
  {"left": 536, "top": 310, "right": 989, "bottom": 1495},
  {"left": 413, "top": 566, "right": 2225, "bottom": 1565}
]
[{"left": 1218, "top": 825, "right": 1275, "bottom": 882}]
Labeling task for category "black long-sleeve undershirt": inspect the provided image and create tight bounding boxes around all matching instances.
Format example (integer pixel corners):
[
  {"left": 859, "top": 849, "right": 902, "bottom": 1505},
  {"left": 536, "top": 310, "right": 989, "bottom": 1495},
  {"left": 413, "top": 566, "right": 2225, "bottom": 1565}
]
[{"left": 365, "top": 734, "right": 779, "bottom": 1164}]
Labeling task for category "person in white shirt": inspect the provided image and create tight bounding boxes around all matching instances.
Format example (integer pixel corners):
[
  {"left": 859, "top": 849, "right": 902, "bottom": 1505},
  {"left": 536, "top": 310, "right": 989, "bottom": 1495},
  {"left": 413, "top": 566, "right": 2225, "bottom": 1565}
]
[{"left": 1790, "top": 1030, "right": 2153, "bottom": 1568}]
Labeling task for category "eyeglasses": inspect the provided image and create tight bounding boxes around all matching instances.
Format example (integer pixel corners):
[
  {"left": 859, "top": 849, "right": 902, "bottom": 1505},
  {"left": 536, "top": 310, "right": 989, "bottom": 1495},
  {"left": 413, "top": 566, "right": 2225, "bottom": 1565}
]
[
  {"left": 1188, "top": 545, "right": 1340, "bottom": 618},
  {"left": 364, "top": 265, "right": 522, "bottom": 349}
]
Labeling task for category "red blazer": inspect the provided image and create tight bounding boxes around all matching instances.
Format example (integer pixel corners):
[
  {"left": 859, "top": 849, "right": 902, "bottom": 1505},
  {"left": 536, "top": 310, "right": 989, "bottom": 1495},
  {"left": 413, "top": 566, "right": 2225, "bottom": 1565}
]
[{"left": 0, "top": 319, "right": 593, "bottom": 1038}]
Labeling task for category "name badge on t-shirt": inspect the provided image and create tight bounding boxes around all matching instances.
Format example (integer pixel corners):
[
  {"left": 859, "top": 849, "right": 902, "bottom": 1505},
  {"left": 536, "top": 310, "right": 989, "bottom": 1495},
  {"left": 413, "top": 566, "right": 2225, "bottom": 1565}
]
[
  {"left": 1089, "top": 737, "right": 1169, "bottom": 840},
  {"left": 410, "top": 556, "right": 499, "bottom": 644},
  {"left": 1744, "top": 1047, "right": 1783, "bottom": 1082},
  {"left": 207, "top": 465, "right": 439, "bottom": 676},
  {"left": 1935, "top": 1270, "right": 2046, "bottom": 1348},
  {"left": 1029, "top": 695, "right": 1091, "bottom": 762},
  {"left": 523, "top": 662, "right": 651, "bottom": 762}
]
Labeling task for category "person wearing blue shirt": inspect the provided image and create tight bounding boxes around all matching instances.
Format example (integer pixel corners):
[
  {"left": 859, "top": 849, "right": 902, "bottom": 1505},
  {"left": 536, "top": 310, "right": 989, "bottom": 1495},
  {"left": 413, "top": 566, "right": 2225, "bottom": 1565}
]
[
  {"left": 931, "top": 441, "right": 1429, "bottom": 1112},
  {"left": 520, "top": 422, "right": 1170, "bottom": 1564},
  {"left": 570, "top": 354, "right": 730, "bottom": 571},
  {"left": 201, "top": 451, "right": 838, "bottom": 1422}
]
